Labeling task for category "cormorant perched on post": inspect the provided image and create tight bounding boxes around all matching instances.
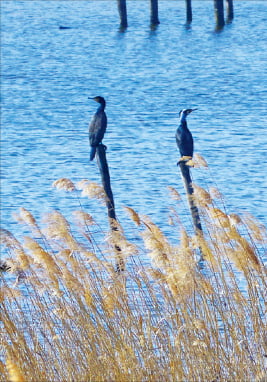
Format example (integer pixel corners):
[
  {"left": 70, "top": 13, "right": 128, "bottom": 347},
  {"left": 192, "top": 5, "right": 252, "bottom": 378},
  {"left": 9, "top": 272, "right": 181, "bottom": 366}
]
[
  {"left": 176, "top": 108, "right": 197, "bottom": 160},
  {"left": 88, "top": 96, "right": 107, "bottom": 161}
]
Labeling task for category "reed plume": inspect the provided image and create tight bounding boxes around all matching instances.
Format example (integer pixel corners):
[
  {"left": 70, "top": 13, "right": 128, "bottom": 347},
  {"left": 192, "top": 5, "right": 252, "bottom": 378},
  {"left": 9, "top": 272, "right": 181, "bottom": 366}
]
[{"left": 1, "top": 176, "right": 266, "bottom": 382}]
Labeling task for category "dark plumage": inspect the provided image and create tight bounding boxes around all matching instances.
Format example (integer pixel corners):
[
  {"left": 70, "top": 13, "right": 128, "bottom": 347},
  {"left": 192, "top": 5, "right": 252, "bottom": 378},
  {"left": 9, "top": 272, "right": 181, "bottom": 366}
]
[
  {"left": 176, "top": 108, "right": 197, "bottom": 158},
  {"left": 88, "top": 96, "right": 107, "bottom": 161}
]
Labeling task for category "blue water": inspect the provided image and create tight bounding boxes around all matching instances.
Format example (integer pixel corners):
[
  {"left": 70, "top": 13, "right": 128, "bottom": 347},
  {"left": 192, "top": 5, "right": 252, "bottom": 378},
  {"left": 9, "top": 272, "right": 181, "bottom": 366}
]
[{"left": 1, "top": 1, "right": 267, "bottom": 250}]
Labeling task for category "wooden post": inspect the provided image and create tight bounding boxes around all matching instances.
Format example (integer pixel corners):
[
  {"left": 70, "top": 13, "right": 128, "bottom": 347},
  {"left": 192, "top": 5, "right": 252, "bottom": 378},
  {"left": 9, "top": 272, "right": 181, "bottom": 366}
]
[
  {"left": 214, "top": 0, "right": 225, "bottom": 30},
  {"left": 117, "top": 0, "right": 128, "bottom": 29},
  {"left": 226, "top": 0, "right": 234, "bottom": 22},
  {"left": 178, "top": 161, "right": 203, "bottom": 235},
  {"left": 185, "top": 0, "right": 192, "bottom": 24},
  {"left": 150, "top": 0, "right": 160, "bottom": 26},
  {"left": 178, "top": 161, "right": 204, "bottom": 261},
  {"left": 96, "top": 144, "right": 124, "bottom": 272}
]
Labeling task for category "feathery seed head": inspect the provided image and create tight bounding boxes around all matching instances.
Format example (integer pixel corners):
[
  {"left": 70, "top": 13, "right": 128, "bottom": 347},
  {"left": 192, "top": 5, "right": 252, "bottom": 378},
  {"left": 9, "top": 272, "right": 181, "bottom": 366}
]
[
  {"left": 168, "top": 186, "right": 181, "bottom": 201},
  {"left": 123, "top": 206, "right": 141, "bottom": 226},
  {"left": 180, "top": 229, "right": 190, "bottom": 249},
  {"left": 19, "top": 208, "right": 37, "bottom": 226},
  {"left": 236, "top": 237, "right": 261, "bottom": 271},
  {"left": 75, "top": 179, "right": 91, "bottom": 190},
  {"left": 72, "top": 210, "right": 95, "bottom": 226},
  {"left": 80, "top": 182, "right": 106, "bottom": 201},
  {"left": 209, "top": 187, "right": 223, "bottom": 200},
  {"left": 23, "top": 236, "right": 61, "bottom": 286},
  {"left": 192, "top": 184, "right": 212, "bottom": 206},
  {"left": 228, "top": 213, "right": 242, "bottom": 227},
  {"left": 208, "top": 207, "right": 230, "bottom": 228},
  {"left": 1, "top": 287, "right": 22, "bottom": 301},
  {"left": 41, "top": 211, "right": 72, "bottom": 243},
  {"left": 242, "top": 213, "right": 267, "bottom": 243},
  {"left": 0, "top": 229, "right": 22, "bottom": 250},
  {"left": 14, "top": 249, "right": 30, "bottom": 270},
  {"left": 52, "top": 178, "right": 76, "bottom": 192},
  {"left": 193, "top": 153, "right": 208, "bottom": 168},
  {"left": 192, "top": 235, "right": 217, "bottom": 269},
  {"left": 107, "top": 221, "right": 138, "bottom": 259}
]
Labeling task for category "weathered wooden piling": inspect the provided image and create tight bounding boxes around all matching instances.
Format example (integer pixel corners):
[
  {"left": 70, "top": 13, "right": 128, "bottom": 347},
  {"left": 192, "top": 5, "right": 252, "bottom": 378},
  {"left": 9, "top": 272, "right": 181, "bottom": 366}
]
[
  {"left": 214, "top": 0, "right": 225, "bottom": 29},
  {"left": 117, "top": 0, "right": 128, "bottom": 29},
  {"left": 178, "top": 161, "right": 203, "bottom": 235},
  {"left": 150, "top": 0, "right": 160, "bottom": 26},
  {"left": 185, "top": 0, "right": 193, "bottom": 24},
  {"left": 226, "top": 0, "right": 234, "bottom": 22},
  {"left": 96, "top": 144, "right": 124, "bottom": 272}
]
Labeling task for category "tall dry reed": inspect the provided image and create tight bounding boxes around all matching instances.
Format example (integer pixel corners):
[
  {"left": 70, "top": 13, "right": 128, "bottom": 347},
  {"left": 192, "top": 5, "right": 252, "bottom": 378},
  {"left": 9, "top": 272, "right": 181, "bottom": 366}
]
[{"left": 1, "top": 176, "right": 266, "bottom": 381}]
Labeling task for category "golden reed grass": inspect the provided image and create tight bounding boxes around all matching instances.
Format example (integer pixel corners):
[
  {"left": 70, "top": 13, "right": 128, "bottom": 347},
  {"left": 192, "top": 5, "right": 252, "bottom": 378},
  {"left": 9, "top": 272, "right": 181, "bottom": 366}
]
[{"left": 1, "top": 178, "right": 266, "bottom": 382}]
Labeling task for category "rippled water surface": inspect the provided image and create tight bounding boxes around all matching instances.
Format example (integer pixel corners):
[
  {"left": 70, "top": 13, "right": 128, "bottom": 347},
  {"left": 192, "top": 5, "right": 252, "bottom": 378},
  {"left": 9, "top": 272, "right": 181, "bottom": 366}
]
[{"left": 1, "top": 1, "right": 267, "bottom": 246}]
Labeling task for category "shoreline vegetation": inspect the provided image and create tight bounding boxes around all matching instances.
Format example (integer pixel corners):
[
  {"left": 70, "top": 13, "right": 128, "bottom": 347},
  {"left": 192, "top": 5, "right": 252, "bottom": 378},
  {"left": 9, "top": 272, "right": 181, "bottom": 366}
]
[{"left": 1, "top": 157, "right": 267, "bottom": 381}]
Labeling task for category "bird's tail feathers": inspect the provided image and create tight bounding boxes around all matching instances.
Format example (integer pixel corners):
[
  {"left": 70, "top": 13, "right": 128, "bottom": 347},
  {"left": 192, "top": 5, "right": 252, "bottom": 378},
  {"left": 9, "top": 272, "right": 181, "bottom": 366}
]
[{"left": 90, "top": 146, "right": 96, "bottom": 161}]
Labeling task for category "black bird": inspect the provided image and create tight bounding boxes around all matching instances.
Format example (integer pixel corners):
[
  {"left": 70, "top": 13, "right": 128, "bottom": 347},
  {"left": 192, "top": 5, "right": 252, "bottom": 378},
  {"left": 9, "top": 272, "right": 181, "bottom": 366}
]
[
  {"left": 176, "top": 108, "right": 197, "bottom": 159},
  {"left": 88, "top": 96, "right": 107, "bottom": 161}
]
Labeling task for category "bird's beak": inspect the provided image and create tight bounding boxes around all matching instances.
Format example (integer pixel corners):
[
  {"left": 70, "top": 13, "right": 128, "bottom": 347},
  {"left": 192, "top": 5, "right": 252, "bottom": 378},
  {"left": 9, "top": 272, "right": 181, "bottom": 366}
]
[{"left": 189, "top": 108, "right": 198, "bottom": 113}]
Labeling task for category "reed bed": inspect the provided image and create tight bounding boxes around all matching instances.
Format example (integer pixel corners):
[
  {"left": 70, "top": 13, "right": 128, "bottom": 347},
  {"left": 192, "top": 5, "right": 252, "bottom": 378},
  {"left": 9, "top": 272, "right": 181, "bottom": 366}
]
[{"left": 1, "top": 174, "right": 267, "bottom": 382}]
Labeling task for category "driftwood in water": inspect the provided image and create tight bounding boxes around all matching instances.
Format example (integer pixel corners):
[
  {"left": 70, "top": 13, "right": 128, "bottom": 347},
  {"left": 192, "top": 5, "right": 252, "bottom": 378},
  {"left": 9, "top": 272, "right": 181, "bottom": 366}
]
[
  {"left": 96, "top": 144, "right": 124, "bottom": 272},
  {"left": 117, "top": 0, "right": 128, "bottom": 29},
  {"left": 214, "top": 0, "right": 225, "bottom": 29}
]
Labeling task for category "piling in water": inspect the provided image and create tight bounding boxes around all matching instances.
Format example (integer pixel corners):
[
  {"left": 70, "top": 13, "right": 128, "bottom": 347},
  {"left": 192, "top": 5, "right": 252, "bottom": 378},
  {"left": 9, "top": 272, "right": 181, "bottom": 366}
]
[
  {"left": 150, "top": 0, "right": 160, "bottom": 26},
  {"left": 117, "top": 0, "right": 128, "bottom": 29},
  {"left": 214, "top": 0, "right": 225, "bottom": 30},
  {"left": 178, "top": 161, "right": 203, "bottom": 235},
  {"left": 185, "top": 0, "right": 193, "bottom": 24},
  {"left": 178, "top": 160, "right": 204, "bottom": 261},
  {"left": 95, "top": 144, "right": 124, "bottom": 272},
  {"left": 226, "top": 0, "right": 234, "bottom": 22}
]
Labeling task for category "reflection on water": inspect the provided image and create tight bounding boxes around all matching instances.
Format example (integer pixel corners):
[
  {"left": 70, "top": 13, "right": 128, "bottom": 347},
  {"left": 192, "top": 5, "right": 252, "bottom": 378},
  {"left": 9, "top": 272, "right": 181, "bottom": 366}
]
[{"left": 1, "top": 1, "right": 266, "bottom": 245}]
